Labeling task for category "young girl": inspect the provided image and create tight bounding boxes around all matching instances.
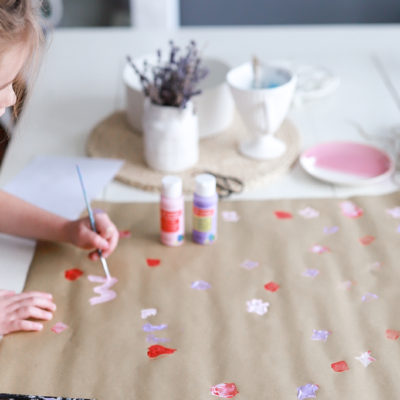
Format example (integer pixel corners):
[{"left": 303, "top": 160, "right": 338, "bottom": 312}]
[{"left": 0, "top": 0, "right": 119, "bottom": 336}]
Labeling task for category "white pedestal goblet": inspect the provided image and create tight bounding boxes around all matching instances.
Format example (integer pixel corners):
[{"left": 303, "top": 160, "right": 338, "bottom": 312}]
[{"left": 227, "top": 62, "right": 297, "bottom": 160}]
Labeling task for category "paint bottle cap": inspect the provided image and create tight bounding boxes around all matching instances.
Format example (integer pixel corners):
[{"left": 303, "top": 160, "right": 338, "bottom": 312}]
[
  {"left": 195, "top": 174, "right": 216, "bottom": 197},
  {"left": 162, "top": 175, "right": 182, "bottom": 198}
]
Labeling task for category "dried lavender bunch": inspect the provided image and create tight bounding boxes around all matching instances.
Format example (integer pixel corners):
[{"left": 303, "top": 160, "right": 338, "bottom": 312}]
[{"left": 127, "top": 40, "right": 208, "bottom": 109}]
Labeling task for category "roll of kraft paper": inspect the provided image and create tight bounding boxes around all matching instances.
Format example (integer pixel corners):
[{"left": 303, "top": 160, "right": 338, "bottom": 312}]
[{"left": 0, "top": 394, "right": 94, "bottom": 400}]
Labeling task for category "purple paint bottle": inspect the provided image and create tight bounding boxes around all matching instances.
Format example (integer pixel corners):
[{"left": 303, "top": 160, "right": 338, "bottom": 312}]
[
  {"left": 160, "top": 176, "right": 184, "bottom": 246},
  {"left": 192, "top": 174, "right": 218, "bottom": 244}
]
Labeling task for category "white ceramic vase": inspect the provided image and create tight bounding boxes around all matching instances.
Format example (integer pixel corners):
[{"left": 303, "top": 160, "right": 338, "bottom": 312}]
[{"left": 142, "top": 99, "right": 199, "bottom": 172}]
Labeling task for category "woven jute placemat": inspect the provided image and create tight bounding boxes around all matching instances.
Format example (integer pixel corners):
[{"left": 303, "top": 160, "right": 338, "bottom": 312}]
[{"left": 86, "top": 111, "right": 301, "bottom": 193}]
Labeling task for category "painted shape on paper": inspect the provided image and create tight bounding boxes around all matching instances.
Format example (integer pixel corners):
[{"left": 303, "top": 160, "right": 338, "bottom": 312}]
[{"left": 88, "top": 275, "right": 118, "bottom": 305}]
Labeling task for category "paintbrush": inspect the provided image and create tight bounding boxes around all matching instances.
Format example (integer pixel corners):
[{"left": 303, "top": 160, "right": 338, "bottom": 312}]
[
  {"left": 76, "top": 165, "right": 111, "bottom": 280},
  {"left": 252, "top": 55, "right": 262, "bottom": 89}
]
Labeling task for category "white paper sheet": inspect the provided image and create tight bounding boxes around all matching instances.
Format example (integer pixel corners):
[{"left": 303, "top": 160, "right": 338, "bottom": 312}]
[{"left": 4, "top": 155, "right": 124, "bottom": 219}]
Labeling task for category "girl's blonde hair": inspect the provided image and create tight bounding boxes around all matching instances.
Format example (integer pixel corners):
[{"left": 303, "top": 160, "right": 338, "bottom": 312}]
[{"left": 0, "top": 0, "right": 43, "bottom": 117}]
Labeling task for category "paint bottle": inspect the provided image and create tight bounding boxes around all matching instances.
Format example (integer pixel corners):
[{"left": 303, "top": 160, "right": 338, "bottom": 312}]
[
  {"left": 160, "top": 175, "right": 184, "bottom": 246},
  {"left": 192, "top": 173, "right": 218, "bottom": 244}
]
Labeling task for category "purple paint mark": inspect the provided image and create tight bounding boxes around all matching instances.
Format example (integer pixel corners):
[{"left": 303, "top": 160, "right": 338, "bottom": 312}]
[
  {"left": 387, "top": 207, "right": 400, "bottom": 218},
  {"left": 146, "top": 334, "right": 170, "bottom": 344},
  {"left": 297, "top": 383, "right": 319, "bottom": 399},
  {"left": 88, "top": 275, "right": 118, "bottom": 305},
  {"left": 241, "top": 260, "right": 259, "bottom": 270},
  {"left": 142, "top": 323, "right": 168, "bottom": 332},
  {"left": 339, "top": 280, "right": 355, "bottom": 290},
  {"left": 191, "top": 280, "right": 211, "bottom": 290},
  {"left": 397, "top": 224, "right": 400, "bottom": 233},
  {"left": 302, "top": 269, "right": 320, "bottom": 278},
  {"left": 324, "top": 225, "right": 339, "bottom": 235},
  {"left": 362, "top": 292, "right": 379, "bottom": 303},
  {"left": 311, "top": 329, "right": 331, "bottom": 342}
]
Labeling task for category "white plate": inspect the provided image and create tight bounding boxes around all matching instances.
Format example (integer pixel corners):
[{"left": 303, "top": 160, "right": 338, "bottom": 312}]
[{"left": 300, "top": 141, "right": 394, "bottom": 185}]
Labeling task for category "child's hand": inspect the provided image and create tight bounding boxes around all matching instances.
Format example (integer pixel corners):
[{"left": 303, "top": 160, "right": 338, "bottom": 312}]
[
  {"left": 65, "top": 212, "right": 119, "bottom": 260},
  {"left": 0, "top": 290, "right": 56, "bottom": 336}
]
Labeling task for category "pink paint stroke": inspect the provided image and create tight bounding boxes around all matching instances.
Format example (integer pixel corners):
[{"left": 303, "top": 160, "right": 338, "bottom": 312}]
[
  {"left": 88, "top": 275, "right": 118, "bottom": 305},
  {"left": 310, "top": 244, "right": 330, "bottom": 254},
  {"left": 51, "top": 322, "right": 68, "bottom": 334},
  {"left": 340, "top": 201, "right": 363, "bottom": 218}
]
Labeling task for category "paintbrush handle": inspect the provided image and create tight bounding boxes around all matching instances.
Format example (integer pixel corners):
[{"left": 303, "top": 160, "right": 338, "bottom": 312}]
[{"left": 76, "top": 165, "right": 111, "bottom": 279}]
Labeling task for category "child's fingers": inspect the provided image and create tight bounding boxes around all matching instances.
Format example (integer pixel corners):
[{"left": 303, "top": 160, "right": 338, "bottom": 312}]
[
  {"left": 94, "top": 213, "right": 116, "bottom": 240},
  {"left": 101, "top": 228, "right": 119, "bottom": 258},
  {"left": 88, "top": 250, "right": 99, "bottom": 261},
  {"left": 8, "top": 296, "right": 56, "bottom": 313},
  {"left": 13, "top": 305, "right": 53, "bottom": 321},
  {"left": 5, "top": 319, "right": 43, "bottom": 334},
  {"left": 85, "top": 229, "right": 109, "bottom": 251},
  {"left": 4, "top": 291, "right": 53, "bottom": 306}
]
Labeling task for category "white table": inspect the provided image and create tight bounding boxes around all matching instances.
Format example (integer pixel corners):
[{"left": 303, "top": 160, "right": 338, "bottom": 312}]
[{"left": 1, "top": 25, "right": 400, "bottom": 290}]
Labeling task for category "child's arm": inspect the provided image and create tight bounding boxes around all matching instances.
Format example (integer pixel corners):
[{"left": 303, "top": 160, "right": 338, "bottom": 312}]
[{"left": 0, "top": 190, "right": 119, "bottom": 259}]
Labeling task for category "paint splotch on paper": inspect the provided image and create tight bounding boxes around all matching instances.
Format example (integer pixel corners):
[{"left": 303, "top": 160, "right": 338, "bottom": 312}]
[
  {"left": 210, "top": 383, "right": 239, "bottom": 398},
  {"left": 88, "top": 275, "right": 118, "bottom": 305},
  {"left": 298, "top": 207, "right": 320, "bottom": 219},
  {"left": 362, "top": 292, "right": 378, "bottom": 303},
  {"left": 141, "top": 308, "right": 157, "bottom": 319},
  {"left": 386, "top": 329, "right": 400, "bottom": 340},
  {"left": 302, "top": 269, "right": 320, "bottom": 278},
  {"left": 142, "top": 323, "right": 168, "bottom": 332},
  {"left": 339, "top": 280, "right": 356, "bottom": 290},
  {"left": 119, "top": 230, "right": 132, "bottom": 238},
  {"left": 241, "top": 260, "right": 259, "bottom": 270},
  {"left": 359, "top": 235, "right": 375, "bottom": 245},
  {"left": 222, "top": 211, "right": 240, "bottom": 222},
  {"left": 312, "top": 329, "right": 331, "bottom": 342},
  {"left": 370, "top": 261, "right": 382, "bottom": 270},
  {"left": 51, "top": 322, "right": 68, "bottom": 334},
  {"left": 331, "top": 360, "right": 349, "bottom": 372},
  {"left": 146, "top": 258, "right": 161, "bottom": 267},
  {"left": 274, "top": 210, "right": 293, "bottom": 219},
  {"left": 64, "top": 268, "right": 83, "bottom": 281},
  {"left": 264, "top": 281, "right": 280, "bottom": 292},
  {"left": 297, "top": 383, "right": 319, "bottom": 399},
  {"left": 191, "top": 280, "right": 211, "bottom": 290},
  {"left": 246, "top": 299, "right": 269, "bottom": 315},
  {"left": 324, "top": 225, "right": 339, "bottom": 235},
  {"left": 355, "top": 351, "right": 376, "bottom": 367},
  {"left": 340, "top": 201, "right": 363, "bottom": 218},
  {"left": 310, "top": 244, "right": 330, "bottom": 254},
  {"left": 147, "top": 344, "right": 176, "bottom": 358},
  {"left": 386, "top": 207, "right": 400, "bottom": 218},
  {"left": 146, "top": 334, "right": 170, "bottom": 344}
]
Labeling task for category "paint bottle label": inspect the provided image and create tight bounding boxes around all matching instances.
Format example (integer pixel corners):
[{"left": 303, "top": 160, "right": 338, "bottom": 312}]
[
  {"left": 193, "top": 207, "right": 214, "bottom": 232},
  {"left": 161, "top": 209, "right": 183, "bottom": 233},
  {"left": 192, "top": 174, "right": 218, "bottom": 245},
  {"left": 160, "top": 176, "right": 184, "bottom": 247}
]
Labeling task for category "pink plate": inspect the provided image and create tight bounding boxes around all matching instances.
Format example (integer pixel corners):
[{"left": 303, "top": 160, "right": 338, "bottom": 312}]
[{"left": 300, "top": 141, "right": 394, "bottom": 185}]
